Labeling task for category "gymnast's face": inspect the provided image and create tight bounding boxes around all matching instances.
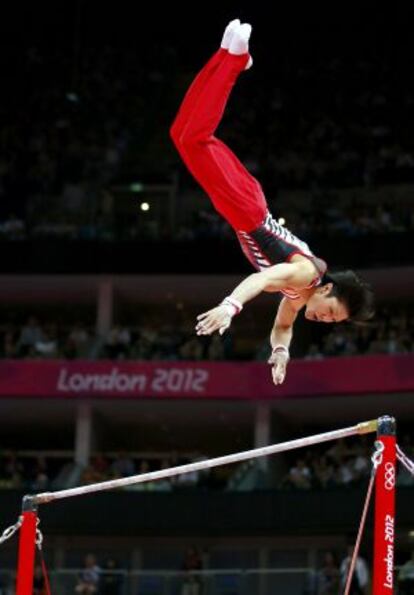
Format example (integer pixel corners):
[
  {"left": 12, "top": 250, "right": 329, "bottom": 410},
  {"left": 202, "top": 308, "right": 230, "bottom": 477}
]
[{"left": 305, "top": 283, "right": 349, "bottom": 323}]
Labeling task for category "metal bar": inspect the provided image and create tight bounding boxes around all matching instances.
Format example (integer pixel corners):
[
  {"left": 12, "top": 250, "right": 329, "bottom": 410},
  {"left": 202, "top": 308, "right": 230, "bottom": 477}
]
[{"left": 34, "top": 419, "right": 377, "bottom": 505}]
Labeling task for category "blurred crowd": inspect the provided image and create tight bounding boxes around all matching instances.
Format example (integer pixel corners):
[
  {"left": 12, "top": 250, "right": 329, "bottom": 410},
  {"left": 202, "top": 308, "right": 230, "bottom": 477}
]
[
  {"left": 0, "top": 316, "right": 234, "bottom": 361},
  {"left": 3, "top": 539, "right": 414, "bottom": 595},
  {"left": 0, "top": 449, "right": 255, "bottom": 493},
  {"left": 2, "top": 433, "right": 413, "bottom": 493},
  {"left": 281, "top": 433, "right": 414, "bottom": 491},
  {"left": 1, "top": 303, "right": 414, "bottom": 362},
  {"left": 0, "top": 44, "right": 176, "bottom": 241},
  {"left": 1, "top": 44, "right": 414, "bottom": 243},
  {"left": 302, "top": 304, "right": 414, "bottom": 359}
]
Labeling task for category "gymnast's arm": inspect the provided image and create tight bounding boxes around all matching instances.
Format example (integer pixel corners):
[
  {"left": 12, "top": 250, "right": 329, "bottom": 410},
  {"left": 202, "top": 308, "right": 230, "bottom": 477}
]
[
  {"left": 267, "top": 296, "right": 305, "bottom": 385},
  {"left": 195, "top": 260, "right": 313, "bottom": 336}
]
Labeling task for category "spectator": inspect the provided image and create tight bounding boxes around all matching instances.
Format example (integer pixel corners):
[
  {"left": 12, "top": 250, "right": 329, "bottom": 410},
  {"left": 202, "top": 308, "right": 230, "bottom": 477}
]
[
  {"left": 312, "top": 456, "right": 336, "bottom": 489},
  {"left": 352, "top": 446, "right": 370, "bottom": 483},
  {"left": 339, "top": 546, "right": 370, "bottom": 594},
  {"left": 282, "top": 458, "right": 312, "bottom": 490},
  {"left": 17, "top": 317, "right": 43, "bottom": 357},
  {"left": 398, "top": 552, "right": 414, "bottom": 595},
  {"left": 0, "top": 451, "right": 24, "bottom": 489},
  {"left": 3, "top": 330, "right": 16, "bottom": 358},
  {"left": 104, "top": 326, "right": 131, "bottom": 359},
  {"left": 75, "top": 554, "right": 101, "bottom": 594},
  {"left": 179, "top": 336, "right": 204, "bottom": 360},
  {"left": 99, "top": 558, "right": 123, "bottom": 595},
  {"left": 34, "top": 326, "right": 58, "bottom": 358},
  {"left": 67, "top": 324, "right": 91, "bottom": 358},
  {"left": 126, "top": 460, "right": 152, "bottom": 491},
  {"left": 111, "top": 452, "right": 135, "bottom": 478},
  {"left": 153, "top": 459, "right": 173, "bottom": 492},
  {"left": 206, "top": 334, "right": 225, "bottom": 360},
  {"left": 0, "top": 571, "right": 12, "bottom": 595},
  {"left": 33, "top": 565, "right": 47, "bottom": 595},
  {"left": 30, "top": 456, "right": 50, "bottom": 491},
  {"left": 317, "top": 551, "right": 340, "bottom": 595},
  {"left": 336, "top": 457, "right": 357, "bottom": 486},
  {"left": 181, "top": 547, "right": 203, "bottom": 595}
]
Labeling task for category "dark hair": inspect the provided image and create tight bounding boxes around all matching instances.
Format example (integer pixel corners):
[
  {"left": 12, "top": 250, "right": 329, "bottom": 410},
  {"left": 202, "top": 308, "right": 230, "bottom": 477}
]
[{"left": 326, "top": 270, "right": 375, "bottom": 323}]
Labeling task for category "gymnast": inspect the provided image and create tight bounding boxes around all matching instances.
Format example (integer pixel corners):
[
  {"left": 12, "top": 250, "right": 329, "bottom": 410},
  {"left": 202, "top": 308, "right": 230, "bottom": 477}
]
[{"left": 170, "top": 20, "right": 374, "bottom": 385}]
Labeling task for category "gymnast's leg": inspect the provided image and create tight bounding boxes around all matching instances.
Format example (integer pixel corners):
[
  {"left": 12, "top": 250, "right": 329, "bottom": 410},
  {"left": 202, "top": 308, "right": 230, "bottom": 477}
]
[{"left": 170, "top": 22, "right": 267, "bottom": 232}]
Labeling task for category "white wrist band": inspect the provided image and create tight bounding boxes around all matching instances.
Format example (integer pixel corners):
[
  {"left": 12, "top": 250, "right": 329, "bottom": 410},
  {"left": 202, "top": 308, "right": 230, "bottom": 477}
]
[
  {"left": 221, "top": 296, "right": 243, "bottom": 316},
  {"left": 272, "top": 344, "right": 290, "bottom": 358}
]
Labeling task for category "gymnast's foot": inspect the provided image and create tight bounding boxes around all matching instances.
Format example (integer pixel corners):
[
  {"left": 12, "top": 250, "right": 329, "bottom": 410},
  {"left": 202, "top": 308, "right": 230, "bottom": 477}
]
[
  {"left": 221, "top": 19, "right": 241, "bottom": 50},
  {"left": 228, "top": 22, "right": 253, "bottom": 70}
]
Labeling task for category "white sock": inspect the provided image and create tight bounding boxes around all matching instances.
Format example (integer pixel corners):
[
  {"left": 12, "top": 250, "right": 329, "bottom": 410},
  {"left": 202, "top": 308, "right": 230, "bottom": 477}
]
[
  {"left": 220, "top": 19, "right": 241, "bottom": 50},
  {"left": 229, "top": 23, "right": 252, "bottom": 56}
]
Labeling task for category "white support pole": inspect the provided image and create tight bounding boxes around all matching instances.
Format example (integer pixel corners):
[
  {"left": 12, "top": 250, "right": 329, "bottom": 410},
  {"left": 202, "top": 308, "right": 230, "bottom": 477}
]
[
  {"left": 34, "top": 419, "right": 377, "bottom": 505},
  {"left": 74, "top": 402, "right": 93, "bottom": 467},
  {"left": 96, "top": 277, "right": 113, "bottom": 337},
  {"left": 258, "top": 546, "right": 269, "bottom": 595},
  {"left": 255, "top": 404, "right": 271, "bottom": 471},
  {"left": 130, "top": 547, "right": 142, "bottom": 595}
]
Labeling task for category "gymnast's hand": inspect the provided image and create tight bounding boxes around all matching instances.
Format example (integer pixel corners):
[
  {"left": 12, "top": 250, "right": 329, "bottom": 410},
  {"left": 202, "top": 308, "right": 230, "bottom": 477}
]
[
  {"left": 195, "top": 304, "right": 233, "bottom": 336},
  {"left": 268, "top": 347, "right": 290, "bottom": 385}
]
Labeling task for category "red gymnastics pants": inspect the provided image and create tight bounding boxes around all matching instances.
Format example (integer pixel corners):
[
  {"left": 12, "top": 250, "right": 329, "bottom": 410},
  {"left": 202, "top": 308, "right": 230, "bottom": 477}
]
[{"left": 170, "top": 49, "right": 268, "bottom": 233}]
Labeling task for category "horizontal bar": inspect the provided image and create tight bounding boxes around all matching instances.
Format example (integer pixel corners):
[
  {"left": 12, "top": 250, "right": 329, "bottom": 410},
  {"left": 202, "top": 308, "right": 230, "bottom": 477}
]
[
  {"left": 34, "top": 419, "right": 377, "bottom": 505},
  {"left": 47, "top": 567, "right": 312, "bottom": 577}
]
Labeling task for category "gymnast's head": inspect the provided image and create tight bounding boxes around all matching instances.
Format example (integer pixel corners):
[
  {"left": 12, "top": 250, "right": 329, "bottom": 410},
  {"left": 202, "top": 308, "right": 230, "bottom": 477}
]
[{"left": 304, "top": 270, "right": 375, "bottom": 324}]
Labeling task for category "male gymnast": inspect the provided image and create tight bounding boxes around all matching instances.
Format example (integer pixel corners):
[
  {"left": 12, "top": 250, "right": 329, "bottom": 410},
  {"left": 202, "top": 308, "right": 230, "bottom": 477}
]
[{"left": 170, "top": 20, "right": 374, "bottom": 385}]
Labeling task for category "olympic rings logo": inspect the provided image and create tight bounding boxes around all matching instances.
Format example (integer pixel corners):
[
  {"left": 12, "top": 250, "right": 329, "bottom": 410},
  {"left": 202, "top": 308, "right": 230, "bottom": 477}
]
[{"left": 384, "top": 462, "right": 395, "bottom": 491}]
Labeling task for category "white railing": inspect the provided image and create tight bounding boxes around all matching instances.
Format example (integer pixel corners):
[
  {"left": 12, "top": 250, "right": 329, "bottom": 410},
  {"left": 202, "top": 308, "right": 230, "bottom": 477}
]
[{"left": 0, "top": 567, "right": 318, "bottom": 595}]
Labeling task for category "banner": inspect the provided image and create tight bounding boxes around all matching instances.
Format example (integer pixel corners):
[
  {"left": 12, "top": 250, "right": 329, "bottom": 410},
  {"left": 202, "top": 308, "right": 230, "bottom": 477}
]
[{"left": 0, "top": 355, "right": 413, "bottom": 399}]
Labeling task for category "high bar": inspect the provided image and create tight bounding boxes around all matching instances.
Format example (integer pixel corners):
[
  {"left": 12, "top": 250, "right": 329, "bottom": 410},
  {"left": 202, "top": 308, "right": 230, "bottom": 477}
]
[{"left": 34, "top": 419, "right": 378, "bottom": 505}]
